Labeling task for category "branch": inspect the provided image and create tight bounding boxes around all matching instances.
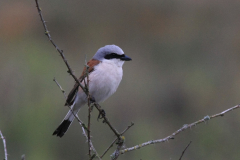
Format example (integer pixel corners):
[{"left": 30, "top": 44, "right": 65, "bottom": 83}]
[
  {"left": 84, "top": 58, "right": 92, "bottom": 159},
  {"left": 120, "top": 104, "right": 240, "bottom": 154},
  {"left": 179, "top": 141, "right": 192, "bottom": 160},
  {"left": 35, "top": 0, "right": 86, "bottom": 93},
  {"left": 53, "top": 78, "right": 67, "bottom": 98},
  {"left": 0, "top": 130, "right": 7, "bottom": 160}
]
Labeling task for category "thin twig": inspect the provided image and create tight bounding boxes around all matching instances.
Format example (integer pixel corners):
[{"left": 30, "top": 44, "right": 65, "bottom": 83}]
[
  {"left": 0, "top": 130, "right": 7, "bottom": 160},
  {"left": 179, "top": 141, "right": 192, "bottom": 160},
  {"left": 53, "top": 78, "right": 66, "bottom": 98},
  {"left": 120, "top": 104, "right": 240, "bottom": 154},
  {"left": 85, "top": 59, "right": 92, "bottom": 159},
  {"left": 101, "top": 139, "right": 118, "bottom": 158},
  {"left": 101, "top": 122, "right": 134, "bottom": 158},
  {"left": 121, "top": 122, "right": 134, "bottom": 135},
  {"left": 81, "top": 126, "right": 100, "bottom": 160}
]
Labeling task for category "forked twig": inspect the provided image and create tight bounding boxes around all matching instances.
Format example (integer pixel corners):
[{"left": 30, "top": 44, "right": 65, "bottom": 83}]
[{"left": 0, "top": 130, "right": 7, "bottom": 160}]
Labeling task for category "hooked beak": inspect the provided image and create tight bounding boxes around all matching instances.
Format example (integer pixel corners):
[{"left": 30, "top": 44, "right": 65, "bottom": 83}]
[{"left": 120, "top": 55, "right": 132, "bottom": 61}]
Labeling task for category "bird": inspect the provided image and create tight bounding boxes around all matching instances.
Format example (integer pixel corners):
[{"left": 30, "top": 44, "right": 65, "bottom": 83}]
[{"left": 53, "top": 44, "right": 132, "bottom": 137}]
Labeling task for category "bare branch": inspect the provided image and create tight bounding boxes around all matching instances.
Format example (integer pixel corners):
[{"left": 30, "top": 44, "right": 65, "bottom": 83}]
[
  {"left": 53, "top": 78, "right": 67, "bottom": 98},
  {"left": 85, "top": 58, "right": 92, "bottom": 159},
  {"left": 120, "top": 104, "right": 240, "bottom": 154},
  {"left": 121, "top": 122, "right": 134, "bottom": 135},
  {"left": 35, "top": 0, "right": 86, "bottom": 93},
  {"left": 0, "top": 130, "right": 7, "bottom": 160},
  {"left": 101, "top": 139, "right": 118, "bottom": 158},
  {"left": 179, "top": 141, "right": 192, "bottom": 160}
]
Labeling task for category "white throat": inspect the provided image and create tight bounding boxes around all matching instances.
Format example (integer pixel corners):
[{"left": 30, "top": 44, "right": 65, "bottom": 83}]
[{"left": 102, "top": 59, "right": 125, "bottom": 67}]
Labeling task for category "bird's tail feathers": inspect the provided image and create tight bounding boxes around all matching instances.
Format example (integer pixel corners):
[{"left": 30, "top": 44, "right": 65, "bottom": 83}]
[{"left": 53, "top": 107, "right": 80, "bottom": 137}]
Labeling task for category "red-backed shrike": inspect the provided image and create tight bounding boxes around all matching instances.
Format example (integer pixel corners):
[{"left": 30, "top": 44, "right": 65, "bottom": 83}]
[{"left": 53, "top": 45, "right": 132, "bottom": 137}]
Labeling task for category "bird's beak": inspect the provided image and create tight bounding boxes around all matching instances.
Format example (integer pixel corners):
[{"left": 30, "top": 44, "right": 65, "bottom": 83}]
[{"left": 120, "top": 55, "right": 132, "bottom": 61}]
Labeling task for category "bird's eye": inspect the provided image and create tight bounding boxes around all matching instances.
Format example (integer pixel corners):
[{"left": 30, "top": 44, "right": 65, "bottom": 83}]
[{"left": 104, "top": 53, "right": 125, "bottom": 60}]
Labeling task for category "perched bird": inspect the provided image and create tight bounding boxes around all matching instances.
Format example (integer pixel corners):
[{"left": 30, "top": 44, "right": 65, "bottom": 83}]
[{"left": 53, "top": 45, "right": 132, "bottom": 137}]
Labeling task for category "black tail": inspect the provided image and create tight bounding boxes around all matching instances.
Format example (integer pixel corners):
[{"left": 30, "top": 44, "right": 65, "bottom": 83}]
[{"left": 53, "top": 120, "right": 71, "bottom": 137}]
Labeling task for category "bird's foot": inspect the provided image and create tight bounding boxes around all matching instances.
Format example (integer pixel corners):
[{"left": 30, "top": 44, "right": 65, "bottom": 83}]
[
  {"left": 97, "top": 109, "right": 106, "bottom": 122},
  {"left": 90, "top": 96, "right": 96, "bottom": 103}
]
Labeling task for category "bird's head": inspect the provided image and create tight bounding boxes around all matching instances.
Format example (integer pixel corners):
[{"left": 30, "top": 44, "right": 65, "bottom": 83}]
[{"left": 93, "top": 45, "right": 132, "bottom": 67}]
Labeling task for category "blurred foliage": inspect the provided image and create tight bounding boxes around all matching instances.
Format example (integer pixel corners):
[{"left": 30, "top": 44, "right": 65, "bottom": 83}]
[{"left": 1, "top": 0, "right": 240, "bottom": 159}]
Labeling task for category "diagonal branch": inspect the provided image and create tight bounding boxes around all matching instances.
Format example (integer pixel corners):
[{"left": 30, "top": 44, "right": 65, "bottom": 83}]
[
  {"left": 35, "top": 0, "right": 86, "bottom": 93},
  {"left": 119, "top": 104, "right": 240, "bottom": 154},
  {"left": 0, "top": 130, "right": 7, "bottom": 160}
]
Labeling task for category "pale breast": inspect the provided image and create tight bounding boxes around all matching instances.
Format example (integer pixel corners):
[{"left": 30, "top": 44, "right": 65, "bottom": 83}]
[{"left": 88, "top": 62, "right": 123, "bottom": 102}]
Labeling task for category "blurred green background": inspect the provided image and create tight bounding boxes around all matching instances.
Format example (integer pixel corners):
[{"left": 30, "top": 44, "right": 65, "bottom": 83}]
[{"left": 1, "top": 0, "right": 240, "bottom": 159}]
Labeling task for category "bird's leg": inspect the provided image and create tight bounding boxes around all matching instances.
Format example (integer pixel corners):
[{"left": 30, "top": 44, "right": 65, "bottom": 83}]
[
  {"left": 90, "top": 96, "right": 106, "bottom": 122},
  {"left": 97, "top": 109, "right": 106, "bottom": 122},
  {"left": 90, "top": 96, "right": 96, "bottom": 103}
]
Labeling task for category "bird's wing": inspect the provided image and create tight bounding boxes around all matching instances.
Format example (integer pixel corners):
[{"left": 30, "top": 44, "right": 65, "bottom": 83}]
[{"left": 65, "top": 59, "right": 101, "bottom": 106}]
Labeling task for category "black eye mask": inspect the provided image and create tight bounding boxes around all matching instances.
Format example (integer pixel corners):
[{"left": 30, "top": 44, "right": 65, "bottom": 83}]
[{"left": 104, "top": 53, "right": 125, "bottom": 60}]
